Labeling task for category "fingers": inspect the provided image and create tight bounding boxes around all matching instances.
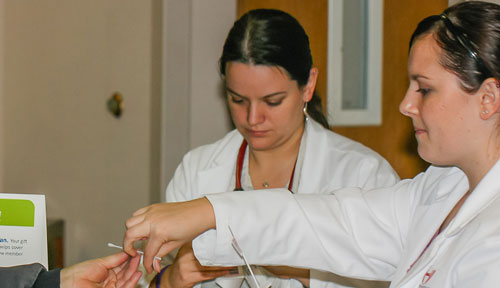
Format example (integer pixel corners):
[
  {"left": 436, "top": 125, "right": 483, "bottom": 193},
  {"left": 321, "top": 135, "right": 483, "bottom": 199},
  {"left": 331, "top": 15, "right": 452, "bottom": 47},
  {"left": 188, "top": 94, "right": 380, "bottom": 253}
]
[
  {"left": 120, "top": 271, "right": 142, "bottom": 288},
  {"left": 156, "top": 241, "right": 180, "bottom": 261},
  {"left": 115, "top": 255, "right": 142, "bottom": 288},
  {"left": 123, "top": 255, "right": 142, "bottom": 280},
  {"left": 125, "top": 213, "right": 145, "bottom": 229},
  {"left": 143, "top": 239, "right": 180, "bottom": 273},
  {"left": 142, "top": 236, "right": 163, "bottom": 273},
  {"left": 100, "top": 252, "right": 130, "bottom": 269},
  {"left": 132, "top": 205, "right": 150, "bottom": 217},
  {"left": 199, "top": 269, "right": 232, "bottom": 281},
  {"left": 122, "top": 222, "right": 150, "bottom": 256}
]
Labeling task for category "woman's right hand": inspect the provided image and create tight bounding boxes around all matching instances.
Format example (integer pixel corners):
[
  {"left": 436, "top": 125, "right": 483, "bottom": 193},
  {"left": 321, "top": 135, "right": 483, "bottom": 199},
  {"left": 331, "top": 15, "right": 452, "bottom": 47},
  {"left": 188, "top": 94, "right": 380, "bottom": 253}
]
[
  {"left": 158, "top": 242, "right": 234, "bottom": 288},
  {"left": 123, "top": 197, "right": 216, "bottom": 273}
]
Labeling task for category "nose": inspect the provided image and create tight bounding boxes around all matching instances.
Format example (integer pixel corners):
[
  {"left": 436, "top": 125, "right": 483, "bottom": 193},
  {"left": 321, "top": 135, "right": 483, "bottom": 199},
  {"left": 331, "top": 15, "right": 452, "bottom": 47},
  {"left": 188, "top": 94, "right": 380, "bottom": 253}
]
[
  {"left": 399, "top": 88, "right": 419, "bottom": 117},
  {"left": 247, "top": 102, "right": 264, "bottom": 126}
]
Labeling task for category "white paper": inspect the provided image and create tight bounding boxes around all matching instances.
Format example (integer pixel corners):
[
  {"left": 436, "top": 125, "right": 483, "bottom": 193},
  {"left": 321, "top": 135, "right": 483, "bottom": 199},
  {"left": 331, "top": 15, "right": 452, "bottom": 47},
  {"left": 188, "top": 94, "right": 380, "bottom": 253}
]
[{"left": 0, "top": 193, "right": 48, "bottom": 269}]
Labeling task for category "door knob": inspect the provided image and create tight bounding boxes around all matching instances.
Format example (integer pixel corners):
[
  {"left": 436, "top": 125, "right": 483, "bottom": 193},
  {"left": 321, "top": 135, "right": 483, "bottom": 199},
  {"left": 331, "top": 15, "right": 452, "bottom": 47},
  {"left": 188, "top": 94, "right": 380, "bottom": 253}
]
[{"left": 107, "top": 92, "right": 123, "bottom": 118}]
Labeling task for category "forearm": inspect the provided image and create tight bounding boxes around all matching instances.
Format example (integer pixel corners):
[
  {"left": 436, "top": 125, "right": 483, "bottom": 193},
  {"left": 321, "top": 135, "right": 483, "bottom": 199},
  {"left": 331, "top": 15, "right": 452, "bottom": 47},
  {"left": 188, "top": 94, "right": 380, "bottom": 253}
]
[{"left": 193, "top": 188, "right": 402, "bottom": 279}]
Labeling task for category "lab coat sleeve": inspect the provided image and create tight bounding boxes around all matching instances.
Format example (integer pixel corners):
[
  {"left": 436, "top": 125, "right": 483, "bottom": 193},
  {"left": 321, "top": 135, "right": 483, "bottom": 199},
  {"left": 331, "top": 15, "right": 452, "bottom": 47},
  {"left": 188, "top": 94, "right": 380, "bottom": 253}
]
[
  {"left": 193, "top": 179, "right": 415, "bottom": 282},
  {"left": 166, "top": 152, "right": 196, "bottom": 202},
  {"left": 354, "top": 156, "right": 400, "bottom": 190}
]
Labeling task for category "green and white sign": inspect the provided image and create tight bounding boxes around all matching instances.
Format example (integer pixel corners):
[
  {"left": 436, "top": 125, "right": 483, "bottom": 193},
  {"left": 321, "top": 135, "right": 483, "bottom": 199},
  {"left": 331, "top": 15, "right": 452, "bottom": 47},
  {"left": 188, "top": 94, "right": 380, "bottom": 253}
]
[
  {"left": 0, "top": 199, "right": 35, "bottom": 227},
  {"left": 0, "top": 193, "right": 47, "bottom": 269}
]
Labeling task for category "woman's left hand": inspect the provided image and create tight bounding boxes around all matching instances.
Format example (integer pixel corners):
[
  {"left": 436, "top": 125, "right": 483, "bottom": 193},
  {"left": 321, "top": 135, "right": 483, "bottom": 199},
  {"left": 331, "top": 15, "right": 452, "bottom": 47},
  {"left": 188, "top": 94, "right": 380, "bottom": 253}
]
[{"left": 123, "top": 198, "right": 216, "bottom": 273}]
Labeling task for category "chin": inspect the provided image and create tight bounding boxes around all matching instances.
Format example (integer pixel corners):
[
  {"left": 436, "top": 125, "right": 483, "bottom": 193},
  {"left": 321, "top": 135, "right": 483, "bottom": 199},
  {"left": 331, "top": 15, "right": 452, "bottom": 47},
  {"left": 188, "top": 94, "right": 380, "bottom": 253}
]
[
  {"left": 418, "top": 149, "right": 448, "bottom": 167},
  {"left": 247, "top": 139, "right": 273, "bottom": 151},
  {"left": 417, "top": 147, "right": 433, "bottom": 164}
]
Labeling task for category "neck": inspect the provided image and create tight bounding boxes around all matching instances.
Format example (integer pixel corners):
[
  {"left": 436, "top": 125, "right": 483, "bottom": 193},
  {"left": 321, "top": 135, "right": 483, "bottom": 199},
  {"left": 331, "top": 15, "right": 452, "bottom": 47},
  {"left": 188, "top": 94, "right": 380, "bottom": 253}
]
[
  {"left": 247, "top": 124, "right": 304, "bottom": 189},
  {"left": 459, "top": 145, "right": 500, "bottom": 191}
]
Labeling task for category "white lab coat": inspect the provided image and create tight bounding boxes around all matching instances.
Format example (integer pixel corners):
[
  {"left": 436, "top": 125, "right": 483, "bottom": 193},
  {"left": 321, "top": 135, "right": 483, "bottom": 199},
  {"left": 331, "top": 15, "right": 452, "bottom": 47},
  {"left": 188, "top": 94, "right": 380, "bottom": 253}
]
[
  {"left": 193, "top": 158, "right": 500, "bottom": 287},
  {"left": 166, "top": 119, "right": 399, "bottom": 288}
]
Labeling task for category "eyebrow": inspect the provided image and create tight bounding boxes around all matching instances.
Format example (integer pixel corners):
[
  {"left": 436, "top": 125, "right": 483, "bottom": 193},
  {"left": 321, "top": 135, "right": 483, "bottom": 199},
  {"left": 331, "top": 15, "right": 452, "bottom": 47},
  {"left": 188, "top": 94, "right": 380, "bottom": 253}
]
[
  {"left": 225, "top": 87, "right": 287, "bottom": 99},
  {"left": 409, "top": 74, "right": 430, "bottom": 81}
]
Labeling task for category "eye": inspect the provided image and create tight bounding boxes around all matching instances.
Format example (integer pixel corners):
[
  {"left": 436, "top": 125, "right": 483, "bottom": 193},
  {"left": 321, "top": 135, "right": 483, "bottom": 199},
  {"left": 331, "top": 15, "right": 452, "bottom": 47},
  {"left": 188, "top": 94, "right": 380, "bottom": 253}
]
[
  {"left": 230, "top": 95, "right": 244, "bottom": 104},
  {"left": 266, "top": 99, "right": 283, "bottom": 106},
  {"left": 416, "top": 88, "right": 430, "bottom": 96}
]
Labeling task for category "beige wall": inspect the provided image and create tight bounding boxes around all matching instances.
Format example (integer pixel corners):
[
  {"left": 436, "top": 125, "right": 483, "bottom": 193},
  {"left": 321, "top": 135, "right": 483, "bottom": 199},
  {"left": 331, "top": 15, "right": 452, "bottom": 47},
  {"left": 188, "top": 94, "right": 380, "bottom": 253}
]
[
  {"left": 0, "top": 0, "right": 155, "bottom": 266},
  {"left": 189, "top": 0, "right": 235, "bottom": 148},
  {"left": 162, "top": 0, "right": 236, "bottom": 199},
  {"left": 0, "top": 0, "right": 236, "bottom": 266}
]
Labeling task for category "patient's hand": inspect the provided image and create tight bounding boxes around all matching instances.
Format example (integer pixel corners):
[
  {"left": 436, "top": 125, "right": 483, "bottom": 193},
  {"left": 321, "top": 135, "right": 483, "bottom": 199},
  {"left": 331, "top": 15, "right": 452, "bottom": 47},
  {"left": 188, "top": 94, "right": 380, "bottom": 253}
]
[
  {"left": 155, "top": 242, "right": 234, "bottom": 288},
  {"left": 263, "top": 266, "right": 310, "bottom": 287}
]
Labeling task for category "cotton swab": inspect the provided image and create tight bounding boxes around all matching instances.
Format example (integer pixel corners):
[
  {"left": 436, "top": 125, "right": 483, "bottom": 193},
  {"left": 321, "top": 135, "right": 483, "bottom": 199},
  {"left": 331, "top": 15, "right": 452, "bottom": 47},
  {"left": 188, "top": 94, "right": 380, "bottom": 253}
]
[{"left": 107, "top": 242, "right": 162, "bottom": 271}]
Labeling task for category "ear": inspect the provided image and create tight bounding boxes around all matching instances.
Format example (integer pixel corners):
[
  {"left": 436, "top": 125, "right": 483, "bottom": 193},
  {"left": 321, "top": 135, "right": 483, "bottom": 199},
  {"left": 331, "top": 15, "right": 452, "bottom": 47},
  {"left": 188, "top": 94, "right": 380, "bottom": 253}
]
[
  {"left": 479, "top": 78, "right": 500, "bottom": 120},
  {"left": 302, "top": 68, "right": 318, "bottom": 102}
]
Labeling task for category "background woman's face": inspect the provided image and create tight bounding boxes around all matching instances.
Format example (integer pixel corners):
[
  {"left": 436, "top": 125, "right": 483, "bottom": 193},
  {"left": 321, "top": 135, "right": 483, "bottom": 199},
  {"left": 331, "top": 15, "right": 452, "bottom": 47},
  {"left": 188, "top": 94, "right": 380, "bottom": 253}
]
[
  {"left": 225, "top": 62, "right": 308, "bottom": 151},
  {"left": 400, "top": 34, "right": 481, "bottom": 166}
]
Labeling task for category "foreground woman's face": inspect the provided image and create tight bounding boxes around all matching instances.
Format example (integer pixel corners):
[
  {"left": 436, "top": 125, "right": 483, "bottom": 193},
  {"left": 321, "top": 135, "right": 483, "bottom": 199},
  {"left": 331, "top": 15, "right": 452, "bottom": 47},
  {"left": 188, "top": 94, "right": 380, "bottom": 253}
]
[{"left": 400, "top": 34, "right": 481, "bottom": 166}]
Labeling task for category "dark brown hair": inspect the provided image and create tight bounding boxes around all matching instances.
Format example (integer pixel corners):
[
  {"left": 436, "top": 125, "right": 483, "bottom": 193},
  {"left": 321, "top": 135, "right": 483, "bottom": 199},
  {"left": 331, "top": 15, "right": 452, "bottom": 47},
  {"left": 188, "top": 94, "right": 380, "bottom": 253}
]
[
  {"left": 410, "top": 1, "right": 500, "bottom": 92},
  {"left": 219, "top": 9, "right": 329, "bottom": 128}
]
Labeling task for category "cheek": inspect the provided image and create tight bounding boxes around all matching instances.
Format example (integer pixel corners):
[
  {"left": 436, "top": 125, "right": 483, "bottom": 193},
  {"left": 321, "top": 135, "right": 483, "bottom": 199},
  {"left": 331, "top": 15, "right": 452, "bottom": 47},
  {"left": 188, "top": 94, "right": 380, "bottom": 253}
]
[{"left": 229, "top": 104, "right": 246, "bottom": 124}]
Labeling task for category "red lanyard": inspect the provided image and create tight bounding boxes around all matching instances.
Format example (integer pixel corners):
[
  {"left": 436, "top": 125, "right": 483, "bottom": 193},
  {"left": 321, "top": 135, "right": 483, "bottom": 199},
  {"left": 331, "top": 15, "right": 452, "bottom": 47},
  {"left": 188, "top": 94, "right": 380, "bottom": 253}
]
[
  {"left": 406, "top": 228, "right": 440, "bottom": 273},
  {"left": 234, "top": 140, "right": 296, "bottom": 193}
]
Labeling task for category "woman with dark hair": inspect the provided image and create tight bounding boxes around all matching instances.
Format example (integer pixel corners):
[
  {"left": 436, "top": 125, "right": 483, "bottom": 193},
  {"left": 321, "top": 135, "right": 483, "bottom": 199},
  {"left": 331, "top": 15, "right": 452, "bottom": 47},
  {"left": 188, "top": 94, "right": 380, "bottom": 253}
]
[
  {"left": 148, "top": 9, "right": 398, "bottom": 288},
  {"left": 125, "top": 2, "right": 500, "bottom": 287}
]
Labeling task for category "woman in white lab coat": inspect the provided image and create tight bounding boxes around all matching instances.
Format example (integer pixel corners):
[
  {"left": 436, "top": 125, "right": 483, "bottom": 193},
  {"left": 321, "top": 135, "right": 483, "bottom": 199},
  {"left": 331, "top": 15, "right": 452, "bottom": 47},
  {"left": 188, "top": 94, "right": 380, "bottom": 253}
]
[
  {"left": 126, "top": 2, "right": 500, "bottom": 287},
  {"left": 150, "top": 9, "right": 399, "bottom": 288}
]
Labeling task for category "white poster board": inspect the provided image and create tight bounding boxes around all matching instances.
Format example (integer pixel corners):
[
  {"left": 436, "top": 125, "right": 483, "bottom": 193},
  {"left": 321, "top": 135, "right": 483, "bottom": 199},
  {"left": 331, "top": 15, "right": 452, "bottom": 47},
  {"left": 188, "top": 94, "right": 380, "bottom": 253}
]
[{"left": 0, "top": 193, "right": 48, "bottom": 269}]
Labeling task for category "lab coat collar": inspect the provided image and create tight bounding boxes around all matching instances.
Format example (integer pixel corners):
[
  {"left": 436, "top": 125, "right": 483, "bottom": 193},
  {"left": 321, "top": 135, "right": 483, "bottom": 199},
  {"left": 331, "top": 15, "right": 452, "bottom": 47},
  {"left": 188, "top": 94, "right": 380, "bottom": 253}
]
[
  {"left": 395, "top": 160, "right": 500, "bottom": 287},
  {"left": 296, "top": 119, "right": 329, "bottom": 194},
  {"left": 197, "top": 120, "right": 321, "bottom": 195},
  {"left": 397, "top": 168, "right": 467, "bottom": 283},
  {"left": 445, "top": 158, "right": 500, "bottom": 237}
]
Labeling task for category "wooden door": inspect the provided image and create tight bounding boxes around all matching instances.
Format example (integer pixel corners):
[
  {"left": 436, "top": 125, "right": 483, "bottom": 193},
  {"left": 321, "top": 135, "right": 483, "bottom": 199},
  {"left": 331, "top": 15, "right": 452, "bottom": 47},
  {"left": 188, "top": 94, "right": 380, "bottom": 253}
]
[{"left": 238, "top": 0, "right": 447, "bottom": 178}]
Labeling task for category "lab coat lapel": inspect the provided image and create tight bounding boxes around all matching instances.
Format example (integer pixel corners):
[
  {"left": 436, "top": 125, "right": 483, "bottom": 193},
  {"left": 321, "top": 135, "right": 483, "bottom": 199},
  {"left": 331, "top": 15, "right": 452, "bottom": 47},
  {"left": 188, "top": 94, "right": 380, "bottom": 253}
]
[
  {"left": 297, "top": 120, "right": 329, "bottom": 194},
  {"left": 445, "top": 159, "right": 500, "bottom": 236},
  {"left": 394, "top": 169, "right": 469, "bottom": 287},
  {"left": 197, "top": 133, "right": 242, "bottom": 195},
  {"left": 197, "top": 163, "right": 235, "bottom": 195}
]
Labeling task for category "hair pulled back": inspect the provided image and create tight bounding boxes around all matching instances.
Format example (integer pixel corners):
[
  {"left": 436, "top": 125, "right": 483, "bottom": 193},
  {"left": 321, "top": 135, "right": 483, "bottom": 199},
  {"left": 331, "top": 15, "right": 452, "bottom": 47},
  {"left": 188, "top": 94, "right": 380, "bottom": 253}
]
[
  {"left": 220, "top": 9, "right": 329, "bottom": 128},
  {"left": 410, "top": 1, "right": 500, "bottom": 93}
]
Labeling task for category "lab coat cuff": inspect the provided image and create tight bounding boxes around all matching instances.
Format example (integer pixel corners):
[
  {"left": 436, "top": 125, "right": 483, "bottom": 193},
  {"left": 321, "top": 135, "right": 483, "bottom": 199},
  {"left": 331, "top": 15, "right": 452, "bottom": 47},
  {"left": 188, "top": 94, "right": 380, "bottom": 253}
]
[{"left": 193, "top": 194, "right": 239, "bottom": 266}]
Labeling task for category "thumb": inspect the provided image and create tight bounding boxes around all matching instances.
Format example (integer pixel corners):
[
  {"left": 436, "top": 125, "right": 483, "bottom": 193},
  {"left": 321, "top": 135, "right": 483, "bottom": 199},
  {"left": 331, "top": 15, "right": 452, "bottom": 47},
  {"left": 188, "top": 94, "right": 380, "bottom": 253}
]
[{"left": 99, "top": 252, "right": 130, "bottom": 269}]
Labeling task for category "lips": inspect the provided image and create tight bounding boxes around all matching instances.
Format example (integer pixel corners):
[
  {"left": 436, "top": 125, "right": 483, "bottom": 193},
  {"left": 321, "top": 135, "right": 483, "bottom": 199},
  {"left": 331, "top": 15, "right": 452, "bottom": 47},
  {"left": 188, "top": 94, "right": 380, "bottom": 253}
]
[
  {"left": 247, "top": 129, "right": 268, "bottom": 137},
  {"left": 414, "top": 128, "right": 426, "bottom": 135}
]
